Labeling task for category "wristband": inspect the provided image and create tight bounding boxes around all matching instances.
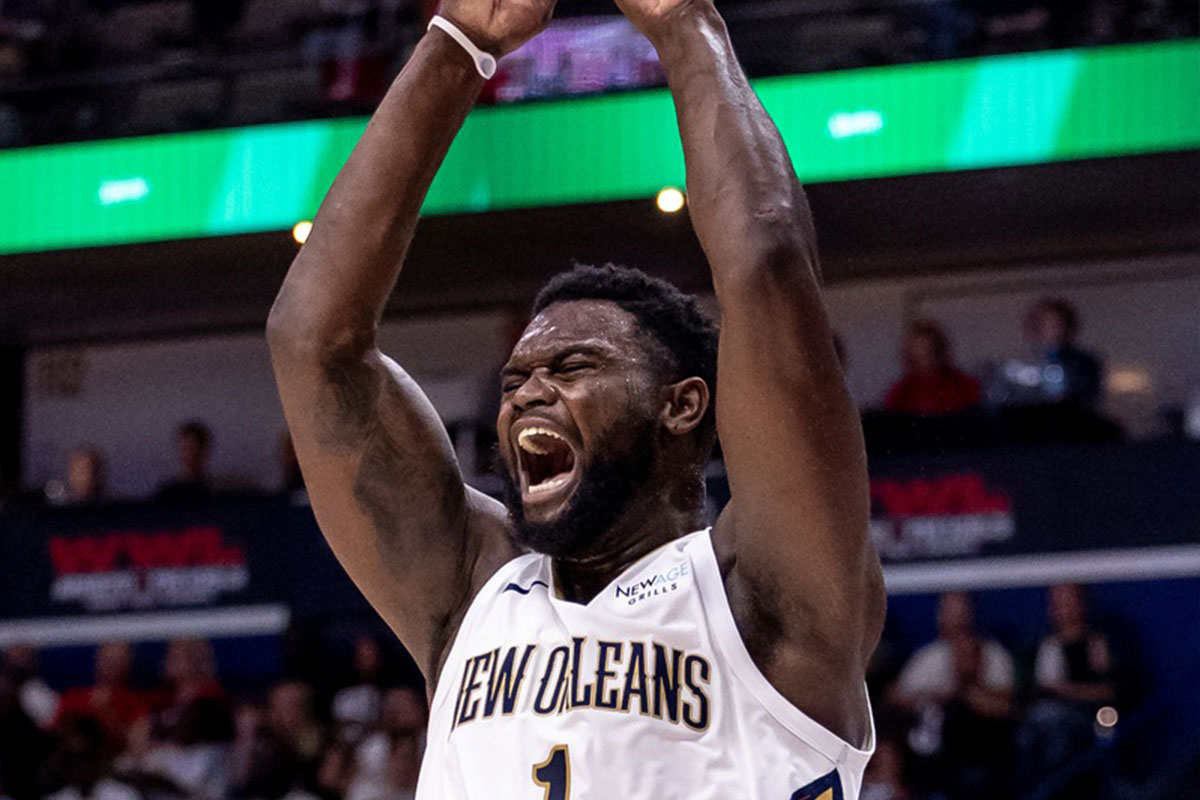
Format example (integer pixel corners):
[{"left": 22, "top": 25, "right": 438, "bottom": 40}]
[{"left": 428, "top": 15, "right": 498, "bottom": 80}]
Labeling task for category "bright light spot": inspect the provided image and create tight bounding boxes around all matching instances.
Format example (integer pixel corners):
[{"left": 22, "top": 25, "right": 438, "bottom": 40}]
[
  {"left": 827, "top": 110, "right": 884, "bottom": 139},
  {"left": 98, "top": 177, "right": 150, "bottom": 206},
  {"left": 656, "top": 187, "right": 685, "bottom": 214},
  {"left": 1107, "top": 368, "right": 1152, "bottom": 395},
  {"left": 292, "top": 221, "right": 313, "bottom": 244},
  {"left": 1096, "top": 706, "right": 1118, "bottom": 728}
]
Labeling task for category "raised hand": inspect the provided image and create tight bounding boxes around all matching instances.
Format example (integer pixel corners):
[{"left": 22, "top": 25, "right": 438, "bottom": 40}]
[{"left": 437, "top": 0, "right": 558, "bottom": 57}]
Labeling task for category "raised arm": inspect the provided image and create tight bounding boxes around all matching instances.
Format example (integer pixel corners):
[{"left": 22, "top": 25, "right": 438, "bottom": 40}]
[
  {"left": 616, "top": 1, "right": 885, "bottom": 740},
  {"left": 266, "top": 2, "right": 553, "bottom": 680}
]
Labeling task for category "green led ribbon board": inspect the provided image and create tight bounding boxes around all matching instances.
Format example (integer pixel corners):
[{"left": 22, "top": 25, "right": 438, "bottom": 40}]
[{"left": 1, "top": 40, "right": 1196, "bottom": 255}]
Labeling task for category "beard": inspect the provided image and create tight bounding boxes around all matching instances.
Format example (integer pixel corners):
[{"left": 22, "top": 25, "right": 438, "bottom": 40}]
[{"left": 499, "top": 416, "right": 658, "bottom": 559}]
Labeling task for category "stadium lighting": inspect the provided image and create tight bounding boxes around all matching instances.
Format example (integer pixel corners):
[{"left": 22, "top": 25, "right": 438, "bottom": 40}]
[
  {"left": 656, "top": 187, "right": 685, "bottom": 214},
  {"left": 292, "top": 220, "right": 313, "bottom": 244}
]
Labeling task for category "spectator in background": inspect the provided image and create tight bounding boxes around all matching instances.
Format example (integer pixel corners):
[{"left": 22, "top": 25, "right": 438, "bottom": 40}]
[
  {"left": 1024, "top": 298, "right": 1104, "bottom": 410},
  {"left": 55, "top": 642, "right": 149, "bottom": 754},
  {"left": 230, "top": 700, "right": 282, "bottom": 799},
  {"left": 152, "top": 639, "right": 228, "bottom": 737},
  {"left": 1017, "top": 583, "right": 1116, "bottom": 795},
  {"left": 345, "top": 687, "right": 426, "bottom": 800},
  {"left": 884, "top": 319, "right": 981, "bottom": 416},
  {"left": 155, "top": 422, "right": 214, "bottom": 505},
  {"left": 316, "top": 741, "right": 357, "bottom": 800},
  {"left": 41, "top": 715, "right": 138, "bottom": 800},
  {"left": 231, "top": 682, "right": 327, "bottom": 800},
  {"left": 118, "top": 696, "right": 233, "bottom": 800},
  {"left": 268, "top": 682, "right": 327, "bottom": 789},
  {"left": 331, "top": 636, "right": 387, "bottom": 742},
  {"left": 45, "top": 447, "right": 107, "bottom": 506},
  {"left": 887, "top": 592, "right": 1015, "bottom": 800},
  {"left": 65, "top": 447, "right": 107, "bottom": 504},
  {"left": 987, "top": 298, "right": 1104, "bottom": 413},
  {"left": 1, "top": 645, "right": 58, "bottom": 729}
]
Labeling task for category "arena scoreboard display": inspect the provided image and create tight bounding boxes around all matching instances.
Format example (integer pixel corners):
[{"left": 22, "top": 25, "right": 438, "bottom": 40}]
[{"left": 0, "top": 39, "right": 1196, "bottom": 255}]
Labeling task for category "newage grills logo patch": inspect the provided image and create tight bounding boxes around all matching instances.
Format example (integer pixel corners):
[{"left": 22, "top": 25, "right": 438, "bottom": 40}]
[{"left": 614, "top": 561, "right": 690, "bottom": 606}]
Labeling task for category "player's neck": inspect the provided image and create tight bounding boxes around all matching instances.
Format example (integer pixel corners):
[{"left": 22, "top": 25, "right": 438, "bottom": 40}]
[{"left": 550, "top": 499, "right": 705, "bottom": 604}]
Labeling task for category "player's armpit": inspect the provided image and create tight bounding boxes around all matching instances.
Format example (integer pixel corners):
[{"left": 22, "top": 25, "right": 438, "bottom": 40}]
[
  {"left": 713, "top": 252, "right": 884, "bottom": 641},
  {"left": 268, "top": 332, "right": 516, "bottom": 681},
  {"left": 709, "top": 247, "right": 885, "bottom": 749}
]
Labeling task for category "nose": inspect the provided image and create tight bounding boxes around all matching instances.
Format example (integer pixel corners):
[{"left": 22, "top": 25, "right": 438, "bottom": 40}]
[{"left": 509, "top": 369, "right": 557, "bottom": 412}]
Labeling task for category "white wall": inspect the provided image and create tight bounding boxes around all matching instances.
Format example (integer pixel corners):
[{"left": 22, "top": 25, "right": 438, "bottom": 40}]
[{"left": 24, "top": 253, "right": 1200, "bottom": 496}]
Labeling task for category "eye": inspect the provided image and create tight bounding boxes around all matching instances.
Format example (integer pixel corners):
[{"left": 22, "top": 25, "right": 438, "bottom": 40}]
[
  {"left": 500, "top": 375, "right": 525, "bottom": 394},
  {"left": 557, "top": 361, "right": 594, "bottom": 376}
]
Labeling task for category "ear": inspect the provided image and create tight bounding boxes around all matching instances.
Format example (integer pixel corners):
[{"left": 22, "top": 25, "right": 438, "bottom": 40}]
[{"left": 658, "top": 377, "right": 709, "bottom": 437}]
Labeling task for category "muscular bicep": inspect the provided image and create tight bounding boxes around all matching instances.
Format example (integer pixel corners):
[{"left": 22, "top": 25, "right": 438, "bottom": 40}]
[
  {"left": 714, "top": 254, "right": 881, "bottom": 658},
  {"left": 271, "top": 343, "right": 515, "bottom": 676}
]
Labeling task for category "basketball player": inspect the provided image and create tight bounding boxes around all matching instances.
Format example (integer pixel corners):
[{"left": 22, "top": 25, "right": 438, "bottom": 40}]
[{"left": 267, "top": 0, "right": 886, "bottom": 794}]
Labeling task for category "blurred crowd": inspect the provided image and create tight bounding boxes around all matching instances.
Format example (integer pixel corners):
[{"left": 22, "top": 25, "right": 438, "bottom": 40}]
[
  {"left": 881, "top": 297, "right": 1104, "bottom": 417},
  {"left": 0, "top": 634, "right": 427, "bottom": 800},
  {"left": 866, "top": 585, "right": 1131, "bottom": 800},
  {"left": 0, "top": 0, "right": 1195, "bottom": 147},
  {"left": 0, "top": 581, "right": 1145, "bottom": 800},
  {"left": 860, "top": 295, "right": 1129, "bottom": 453}
]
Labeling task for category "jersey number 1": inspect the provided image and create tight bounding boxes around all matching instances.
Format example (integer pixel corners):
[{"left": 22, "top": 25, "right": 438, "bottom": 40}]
[{"left": 532, "top": 745, "right": 570, "bottom": 800}]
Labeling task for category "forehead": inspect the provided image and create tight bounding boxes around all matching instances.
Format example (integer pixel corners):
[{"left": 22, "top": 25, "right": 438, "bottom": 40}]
[{"left": 508, "top": 300, "right": 646, "bottom": 363}]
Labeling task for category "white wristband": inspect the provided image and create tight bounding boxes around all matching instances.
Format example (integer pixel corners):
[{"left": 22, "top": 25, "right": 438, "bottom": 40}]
[{"left": 428, "top": 15, "right": 498, "bottom": 80}]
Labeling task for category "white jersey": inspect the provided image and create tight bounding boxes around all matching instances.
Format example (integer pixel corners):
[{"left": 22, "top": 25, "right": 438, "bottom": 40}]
[{"left": 415, "top": 528, "right": 874, "bottom": 800}]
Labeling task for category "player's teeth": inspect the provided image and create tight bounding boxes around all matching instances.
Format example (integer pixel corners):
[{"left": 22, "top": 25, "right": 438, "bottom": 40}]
[
  {"left": 527, "top": 475, "right": 569, "bottom": 495},
  {"left": 517, "top": 427, "right": 566, "bottom": 454}
]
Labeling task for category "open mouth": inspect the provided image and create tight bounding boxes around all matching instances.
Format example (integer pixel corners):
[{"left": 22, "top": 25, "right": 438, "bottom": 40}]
[{"left": 516, "top": 426, "right": 578, "bottom": 500}]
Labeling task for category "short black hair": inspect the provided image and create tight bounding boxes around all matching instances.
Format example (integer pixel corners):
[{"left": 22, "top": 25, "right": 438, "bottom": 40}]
[{"left": 532, "top": 263, "right": 719, "bottom": 447}]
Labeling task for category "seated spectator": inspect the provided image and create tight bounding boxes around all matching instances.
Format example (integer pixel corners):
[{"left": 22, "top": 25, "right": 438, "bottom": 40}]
[
  {"left": 1, "top": 644, "right": 58, "bottom": 729},
  {"left": 1016, "top": 583, "right": 1117, "bottom": 796},
  {"left": 230, "top": 701, "right": 286, "bottom": 799},
  {"left": 152, "top": 639, "right": 228, "bottom": 736},
  {"left": 346, "top": 688, "right": 426, "bottom": 800},
  {"left": 55, "top": 642, "right": 149, "bottom": 754},
  {"left": 987, "top": 298, "right": 1104, "bottom": 412},
  {"left": 332, "top": 636, "right": 387, "bottom": 742},
  {"left": 884, "top": 319, "right": 981, "bottom": 416},
  {"left": 155, "top": 422, "right": 214, "bottom": 505},
  {"left": 117, "top": 696, "right": 233, "bottom": 800},
  {"left": 231, "top": 682, "right": 327, "bottom": 800},
  {"left": 316, "top": 741, "right": 356, "bottom": 800},
  {"left": 41, "top": 715, "right": 138, "bottom": 800},
  {"left": 269, "top": 682, "right": 327, "bottom": 788},
  {"left": 45, "top": 447, "right": 108, "bottom": 507},
  {"left": 887, "top": 592, "right": 1014, "bottom": 800}
]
